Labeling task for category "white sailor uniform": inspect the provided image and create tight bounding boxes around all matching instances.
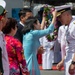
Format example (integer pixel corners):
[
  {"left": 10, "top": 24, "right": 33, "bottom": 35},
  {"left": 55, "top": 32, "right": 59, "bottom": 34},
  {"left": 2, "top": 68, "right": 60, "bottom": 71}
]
[
  {"left": 64, "top": 18, "right": 75, "bottom": 75},
  {"left": 0, "top": 31, "right": 9, "bottom": 75},
  {"left": 40, "top": 36, "right": 54, "bottom": 69}
]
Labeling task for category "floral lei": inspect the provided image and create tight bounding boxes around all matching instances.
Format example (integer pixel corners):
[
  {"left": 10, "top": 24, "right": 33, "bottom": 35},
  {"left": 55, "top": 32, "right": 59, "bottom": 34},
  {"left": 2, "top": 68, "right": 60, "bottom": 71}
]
[{"left": 43, "top": 5, "right": 58, "bottom": 42}]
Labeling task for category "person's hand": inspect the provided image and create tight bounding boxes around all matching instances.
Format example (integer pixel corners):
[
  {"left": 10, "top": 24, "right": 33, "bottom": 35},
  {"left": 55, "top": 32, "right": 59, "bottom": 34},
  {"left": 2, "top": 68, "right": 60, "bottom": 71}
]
[
  {"left": 51, "top": 10, "right": 57, "bottom": 18},
  {"left": 56, "top": 60, "right": 64, "bottom": 71},
  {"left": 0, "top": 72, "right": 3, "bottom": 75},
  {"left": 50, "top": 7, "right": 55, "bottom": 12},
  {"left": 42, "top": 13, "right": 46, "bottom": 23},
  {"left": 43, "top": 11, "right": 47, "bottom": 17},
  {"left": 69, "top": 64, "right": 75, "bottom": 75},
  {"left": 38, "top": 46, "right": 45, "bottom": 54}
]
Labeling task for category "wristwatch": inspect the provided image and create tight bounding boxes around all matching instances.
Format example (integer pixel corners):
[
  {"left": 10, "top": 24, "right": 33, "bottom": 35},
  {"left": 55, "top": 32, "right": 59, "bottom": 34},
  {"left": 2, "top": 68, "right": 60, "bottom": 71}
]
[{"left": 71, "top": 61, "right": 75, "bottom": 65}]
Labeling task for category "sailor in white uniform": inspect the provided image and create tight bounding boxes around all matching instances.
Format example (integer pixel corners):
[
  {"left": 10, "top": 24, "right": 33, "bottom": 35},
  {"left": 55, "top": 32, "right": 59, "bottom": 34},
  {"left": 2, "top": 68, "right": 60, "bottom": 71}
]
[
  {"left": 40, "top": 35, "right": 54, "bottom": 70},
  {"left": 56, "top": 5, "right": 75, "bottom": 75},
  {"left": 0, "top": 0, "right": 9, "bottom": 75},
  {"left": 65, "top": 18, "right": 75, "bottom": 75}
]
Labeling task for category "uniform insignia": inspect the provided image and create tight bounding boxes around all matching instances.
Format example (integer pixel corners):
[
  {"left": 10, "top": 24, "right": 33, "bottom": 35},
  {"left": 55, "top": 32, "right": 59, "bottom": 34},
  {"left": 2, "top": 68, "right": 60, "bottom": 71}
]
[
  {"left": 74, "top": 22, "right": 75, "bottom": 24},
  {"left": 73, "top": 21, "right": 75, "bottom": 24}
]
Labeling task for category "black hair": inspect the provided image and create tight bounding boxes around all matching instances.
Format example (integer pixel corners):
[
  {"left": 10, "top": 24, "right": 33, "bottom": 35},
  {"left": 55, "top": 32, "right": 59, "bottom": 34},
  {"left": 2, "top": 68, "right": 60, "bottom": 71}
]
[
  {"left": 1, "top": 9, "right": 7, "bottom": 16},
  {"left": 18, "top": 8, "right": 32, "bottom": 18},
  {"left": 2, "top": 18, "right": 18, "bottom": 34},
  {"left": 22, "top": 17, "right": 37, "bottom": 34},
  {"left": 35, "top": 7, "right": 44, "bottom": 23}
]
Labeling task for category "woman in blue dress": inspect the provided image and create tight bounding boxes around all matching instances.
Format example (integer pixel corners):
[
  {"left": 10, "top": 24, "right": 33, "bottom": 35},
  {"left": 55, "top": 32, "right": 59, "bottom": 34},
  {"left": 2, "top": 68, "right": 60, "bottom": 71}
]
[{"left": 22, "top": 10, "right": 57, "bottom": 75}]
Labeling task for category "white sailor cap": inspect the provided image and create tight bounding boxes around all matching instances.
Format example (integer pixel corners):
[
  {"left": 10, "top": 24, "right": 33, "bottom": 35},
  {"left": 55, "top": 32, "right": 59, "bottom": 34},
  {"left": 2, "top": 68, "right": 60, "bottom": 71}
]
[
  {"left": 0, "top": 0, "right": 7, "bottom": 15},
  {"left": 55, "top": 5, "right": 73, "bottom": 17},
  {"left": 0, "top": 0, "right": 8, "bottom": 20},
  {"left": 0, "top": 0, "right": 6, "bottom": 8}
]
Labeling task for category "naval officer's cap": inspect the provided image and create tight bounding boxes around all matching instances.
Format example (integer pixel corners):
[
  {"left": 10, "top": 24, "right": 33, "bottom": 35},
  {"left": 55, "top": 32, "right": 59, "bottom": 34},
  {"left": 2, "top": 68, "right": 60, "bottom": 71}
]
[
  {"left": 55, "top": 5, "right": 73, "bottom": 17},
  {"left": 0, "top": 0, "right": 7, "bottom": 20}
]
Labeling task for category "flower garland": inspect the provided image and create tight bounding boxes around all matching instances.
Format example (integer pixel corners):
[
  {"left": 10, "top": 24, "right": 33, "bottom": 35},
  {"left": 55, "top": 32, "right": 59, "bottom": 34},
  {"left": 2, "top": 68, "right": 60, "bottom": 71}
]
[{"left": 43, "top": 5, "right": 58, "bottom": 42}]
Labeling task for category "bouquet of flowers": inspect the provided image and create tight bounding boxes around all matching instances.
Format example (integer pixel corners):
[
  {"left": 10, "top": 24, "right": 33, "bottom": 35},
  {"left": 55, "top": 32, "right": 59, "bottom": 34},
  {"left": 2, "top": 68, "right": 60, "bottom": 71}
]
[{"left": 43, "top": 5, "right": 59, "bottom": 42}]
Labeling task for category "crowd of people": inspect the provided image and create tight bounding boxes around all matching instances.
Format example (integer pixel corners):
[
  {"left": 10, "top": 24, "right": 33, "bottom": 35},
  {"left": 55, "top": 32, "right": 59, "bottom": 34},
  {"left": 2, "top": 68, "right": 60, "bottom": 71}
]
[{"left": 0, "top": 0, "right": 75, "bottom": 75}]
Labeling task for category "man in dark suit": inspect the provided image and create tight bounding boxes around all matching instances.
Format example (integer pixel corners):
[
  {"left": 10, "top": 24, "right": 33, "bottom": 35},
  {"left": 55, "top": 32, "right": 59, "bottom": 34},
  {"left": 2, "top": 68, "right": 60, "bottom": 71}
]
[{"left": 14, "top": 8, "right": 33, "bottom": 43}]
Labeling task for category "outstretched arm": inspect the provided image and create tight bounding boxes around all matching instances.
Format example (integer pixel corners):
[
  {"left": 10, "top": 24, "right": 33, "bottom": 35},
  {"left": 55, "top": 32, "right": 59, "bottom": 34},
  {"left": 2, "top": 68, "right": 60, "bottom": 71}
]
[
  {"left": 41, "top": 9, "right": 57, "bottom": 30},
  {"left": 41, "top": 17, "right": 45, "bottom": 29},
  {"left": 32, "top": 10, "right": 57, "bottom": 38},
  {"left": 51, "top": 10, "right": 57, "bottom": 25}
]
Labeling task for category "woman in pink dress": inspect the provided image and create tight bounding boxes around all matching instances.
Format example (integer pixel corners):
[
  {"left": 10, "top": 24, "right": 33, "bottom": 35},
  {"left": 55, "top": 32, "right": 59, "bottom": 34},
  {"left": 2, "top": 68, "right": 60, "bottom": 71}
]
[{"left": 2, "top": 18, "right": 29, "bottom": 75}]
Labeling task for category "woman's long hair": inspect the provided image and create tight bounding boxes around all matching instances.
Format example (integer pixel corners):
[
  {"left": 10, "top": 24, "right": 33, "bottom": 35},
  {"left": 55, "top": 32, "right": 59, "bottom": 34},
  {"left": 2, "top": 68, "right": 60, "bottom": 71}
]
[{"left": 22, "top": 17, "right": 37, "bottom": 34}]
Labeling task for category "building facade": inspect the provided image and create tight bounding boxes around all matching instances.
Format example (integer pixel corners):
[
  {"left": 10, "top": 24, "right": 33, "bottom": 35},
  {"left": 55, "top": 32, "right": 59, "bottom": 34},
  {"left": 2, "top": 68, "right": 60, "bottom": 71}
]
[{"left": 5, "top": 0, "right": 23, "bottom": 17}]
